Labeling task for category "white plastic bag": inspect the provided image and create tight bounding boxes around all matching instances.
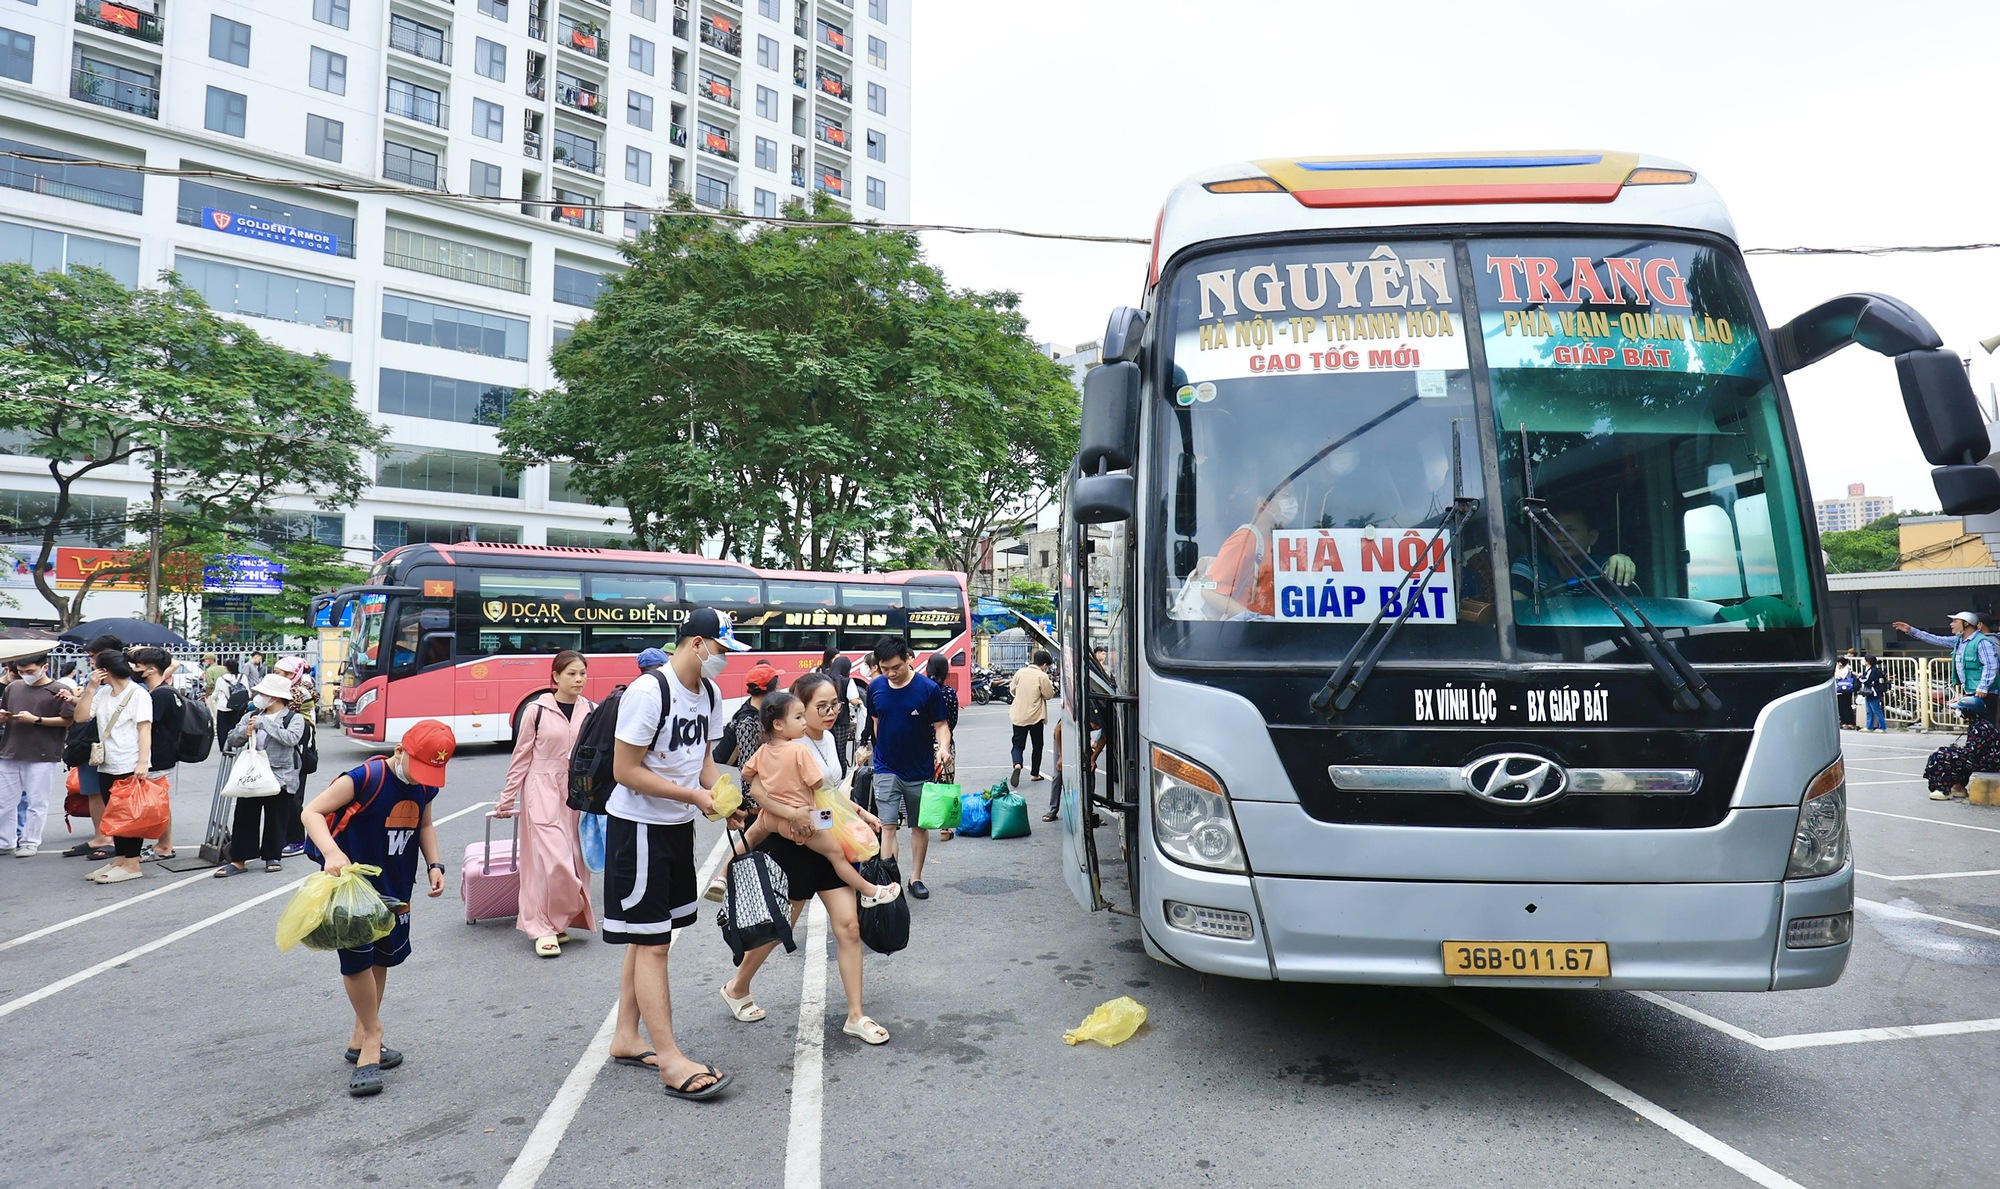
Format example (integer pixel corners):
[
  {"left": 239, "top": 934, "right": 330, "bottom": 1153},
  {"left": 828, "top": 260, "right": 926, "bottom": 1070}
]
[{"left": 222, "top": 748, "right": 283, "bottom": 798}]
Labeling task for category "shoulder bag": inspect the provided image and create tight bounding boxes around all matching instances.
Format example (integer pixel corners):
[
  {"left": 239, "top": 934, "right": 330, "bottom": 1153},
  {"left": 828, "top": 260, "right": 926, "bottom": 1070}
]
[{"left": 87, "top": 685, "right": 137, "bottom": 768}]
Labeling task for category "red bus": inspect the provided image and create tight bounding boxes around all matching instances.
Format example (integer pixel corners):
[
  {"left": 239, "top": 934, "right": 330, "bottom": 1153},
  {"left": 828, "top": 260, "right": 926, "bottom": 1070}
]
[{"left": 318, "top": 542, "right": 971, "bottom": 746}]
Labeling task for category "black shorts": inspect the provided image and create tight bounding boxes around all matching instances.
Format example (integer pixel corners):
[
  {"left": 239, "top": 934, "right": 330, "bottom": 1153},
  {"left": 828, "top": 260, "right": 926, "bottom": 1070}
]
[
  {"left": 338, "top": 909, "right": 411, "bottom": 976},
  {"left": 602, "top": 816, "right": 697, "bottom": 946},
  {"left": 756, "top": 833, "right": 845, "bottom": 902}
]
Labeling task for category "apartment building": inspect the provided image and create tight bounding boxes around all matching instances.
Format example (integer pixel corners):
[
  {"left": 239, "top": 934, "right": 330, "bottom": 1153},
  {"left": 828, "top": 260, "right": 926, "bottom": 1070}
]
[
  {"left": 0, "top": 0, "right": 912, "bottom": 624},
  {"left": 1814, "top": 483, "right": 1895, "bottom": 535}
]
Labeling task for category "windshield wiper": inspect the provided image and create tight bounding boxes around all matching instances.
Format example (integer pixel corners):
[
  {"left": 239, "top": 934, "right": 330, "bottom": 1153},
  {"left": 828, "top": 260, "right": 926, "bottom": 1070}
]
[
  {"left": 1309, "top": 497, "right": 1477, "bottom": 716},
  {"left": 1519, "top": 498, "right": 1721, "bottom": 713}
]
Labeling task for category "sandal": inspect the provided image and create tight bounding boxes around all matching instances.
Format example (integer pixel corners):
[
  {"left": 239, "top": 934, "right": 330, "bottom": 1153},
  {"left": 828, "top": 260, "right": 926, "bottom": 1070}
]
[
  {"left": 662, "top": 1065, "right": 731, "bottom": 1101},
  {"left": 859, "top": 882, "right": 901, "bottom": 908},
  {"left": 939, "top": 829, "right": 955, "bottom": 841},
  {"left": 66, "top": 844, "right": 114, "bottom": 861},
  {"left": 265, "top": 861, "right": 283, "bottom": 873},
  {"left": 534, "top": 936, "right": 561, "bottom": 958},
  {"left": 348, "top": 1063, "right": 384, "bottom": 1097},
  {"left": 720, "top": 983, "right": 766, "bottom": 1022},
  {"left": 842, "top": 1016, "right": 890, "bottom": 1045},
  {"left": 344, "top": 1046, "right": 403, "bottom": 1070},
  {"left": 1041, "top": 812, "right": 1059, "bottom": 822},
  {"left": 213, "top": 864, "right": 245, "bottom": 878},
  {"left": 612, "top": 1050, "right": 658, "bottom": 1070}
]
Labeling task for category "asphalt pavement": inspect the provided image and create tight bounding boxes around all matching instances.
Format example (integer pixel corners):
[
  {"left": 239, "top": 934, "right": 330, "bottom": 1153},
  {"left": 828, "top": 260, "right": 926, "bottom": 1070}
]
[{"left": 4, "top": 710, "right": 1999, "bottom": 1188}]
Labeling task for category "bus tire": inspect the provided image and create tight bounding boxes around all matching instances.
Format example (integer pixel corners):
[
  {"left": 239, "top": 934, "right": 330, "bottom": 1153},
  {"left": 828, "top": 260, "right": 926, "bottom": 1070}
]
[{"left": 508, "top": 689, "right": 555, "bottom": 744}]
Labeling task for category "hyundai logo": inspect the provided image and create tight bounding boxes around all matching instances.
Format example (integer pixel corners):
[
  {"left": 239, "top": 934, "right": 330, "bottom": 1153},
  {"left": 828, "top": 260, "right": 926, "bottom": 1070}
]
[{"left": 1460, "top": 753, "right": 1569, "bottom": 806}]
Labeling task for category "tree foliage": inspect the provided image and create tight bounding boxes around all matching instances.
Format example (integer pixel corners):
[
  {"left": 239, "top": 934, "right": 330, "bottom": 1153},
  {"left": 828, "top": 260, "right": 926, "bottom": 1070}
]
[
  {"left": 499, "top": 195, "right": 1079, "bottom": 572},
  {"left": 997, "top": 576, "right": 1056, "bottom": 621},
  {"left": 1822, "top": 514, "right": 1902, "bottom": 574},
  {"left": 0, "top": 264, "right": 381, "bottom": 625}
]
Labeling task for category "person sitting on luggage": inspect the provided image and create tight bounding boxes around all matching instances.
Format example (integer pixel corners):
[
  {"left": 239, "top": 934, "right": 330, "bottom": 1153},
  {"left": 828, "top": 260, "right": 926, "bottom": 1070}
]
[
  {"left": 214, "top": 674, "right": 309, "bottom": 877},
  {"left": 736, "top": 691, "right": 898, "bottom": 907}
]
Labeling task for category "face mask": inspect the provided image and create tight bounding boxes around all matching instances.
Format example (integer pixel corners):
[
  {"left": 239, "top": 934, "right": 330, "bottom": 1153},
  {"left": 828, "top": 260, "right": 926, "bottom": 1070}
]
[
  {"left": 700, "top": 645, "right": 729, "bottom": 681},
  {"left": 392, "top": 754, "right": 411, "bottom": 783},
  {"left": 1273, "top": 496, "right": 1300, "bottom": 522},
  {"left": 255, "top": 695, "right": 281, "bottom": 712}
]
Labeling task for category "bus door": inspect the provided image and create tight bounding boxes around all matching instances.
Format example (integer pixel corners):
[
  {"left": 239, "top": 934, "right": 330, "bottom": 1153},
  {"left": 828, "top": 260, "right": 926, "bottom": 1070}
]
[{"left": 1052, "top": 484, "right": 1131, "bottom": 914}]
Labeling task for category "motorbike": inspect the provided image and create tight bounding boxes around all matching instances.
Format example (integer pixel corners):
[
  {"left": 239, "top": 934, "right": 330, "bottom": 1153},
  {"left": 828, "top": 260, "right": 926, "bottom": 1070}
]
[{"left": 971, "top": 667, "right": 1015, "bottom": 705}]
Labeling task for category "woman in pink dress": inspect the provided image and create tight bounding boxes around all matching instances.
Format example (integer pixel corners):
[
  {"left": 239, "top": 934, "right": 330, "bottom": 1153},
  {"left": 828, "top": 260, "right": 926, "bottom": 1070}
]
[{"left": 494, "top": 650, "right": 597, "bottom": 957}]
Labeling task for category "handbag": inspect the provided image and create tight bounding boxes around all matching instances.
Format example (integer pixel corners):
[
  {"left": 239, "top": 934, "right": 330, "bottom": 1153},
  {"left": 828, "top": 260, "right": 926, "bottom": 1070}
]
[
  {"left": 917, "top": 778, "right": 962, "bottom": 831},
  {"left": 221, "top": 746, "right": 283, "bottom": 798},
  {"left": 715, "top": 829, "right": 795, "bottom": 966},
  {"left": 87, "top": 685, "right": 138, "bottom": 768}
]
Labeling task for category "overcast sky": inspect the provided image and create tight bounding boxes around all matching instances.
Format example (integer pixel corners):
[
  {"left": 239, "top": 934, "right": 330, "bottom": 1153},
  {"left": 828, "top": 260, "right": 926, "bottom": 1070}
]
[{"left": 908, "top": 0, "right": 2000, "bottom": 515}]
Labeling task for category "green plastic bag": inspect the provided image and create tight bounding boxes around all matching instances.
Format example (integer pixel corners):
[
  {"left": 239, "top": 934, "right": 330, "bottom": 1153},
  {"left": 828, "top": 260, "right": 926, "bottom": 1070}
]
[
  {"left": 918, "top": 781, "right": 962, "bottom": 830},
  {"left": 275, "top": 864, "right": 398, "bottom": 953},
  {"left": 989, "top": 790, "right": 1031, "bottom": 839},
  {"left": 1064, "top": 996, "right": 1148, "bottom": 1047}
]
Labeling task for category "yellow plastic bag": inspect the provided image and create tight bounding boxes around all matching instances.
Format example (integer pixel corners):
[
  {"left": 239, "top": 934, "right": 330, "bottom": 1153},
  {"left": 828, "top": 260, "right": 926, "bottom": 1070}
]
[
  {"left": 275, "top": 864, "right": 394, "bottom": 953},
  {"left": 814, "top": 787, "right": 879, "bottom": 863},
  {"left": 704, "top": 773, "right": 743, "bottom": 822},
  {"left": 1063, "top": 996, "right": 1148, "bottom": 1047}
]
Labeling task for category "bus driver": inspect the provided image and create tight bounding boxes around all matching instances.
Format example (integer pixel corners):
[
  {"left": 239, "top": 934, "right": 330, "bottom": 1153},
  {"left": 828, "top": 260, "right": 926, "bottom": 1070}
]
[
  {"left": 1510, "top": 505, "right": 1637, "bottom": 598},
  {"left": 1200, "top": 479, "right": 1298, "bottom": 620}
]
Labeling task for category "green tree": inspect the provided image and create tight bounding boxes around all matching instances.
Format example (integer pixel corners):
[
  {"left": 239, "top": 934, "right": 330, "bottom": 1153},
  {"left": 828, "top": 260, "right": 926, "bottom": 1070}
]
[
  {"left": 499, "top": 195, "right": 1079, "bottom": 571},
  {"left": 998, "top": 576, "right": 1056, "bottom": 621},
  {"left": 0, "top": 264, "right": 382, "bottom": 626},
  {"left": 244, "top": 538, "right": 370, "bottom": 641},
  {"left": 1822, "top": 513, "right": 1903, "bottom": 574}
]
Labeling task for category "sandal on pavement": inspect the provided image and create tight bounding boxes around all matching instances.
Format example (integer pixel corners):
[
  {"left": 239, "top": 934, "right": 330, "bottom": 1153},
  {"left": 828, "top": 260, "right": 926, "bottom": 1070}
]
[
  {"left": 842, "top": 1017, "right": 890, "bottom": 1045},
  {"left": 939, "top": 829, "right": 955, "bottom": 841},
  {"left": 344, "top": 1046, "right": 403, "bottom": 1070},
  {"left": 555, "top": 931, "right": 573, "bottom": 944},
  {"left": 612, "top": 1050, "right": 658, "bottom": 1070},
  {"left": 1041, "top": 812, "right": 1059, "bottom": 823},
  {"left": 213, "top": 864, "right": 245, "bottom": 878},
  {"left": 348, "top": 1063, "right": 384, "bottom": 1097},
  {"left": 534, "top": 936, "right": 562, "bottom": 958},
  {"left": 720, "top": 984, "right": 766, "bottom": 1022},
  {"left": 662, "top": 1066, "right": 731, "bottom": 1101},
  {"left": 859, "top": 882, "right": 901, "bottom": 908},
  {"left": 265, "top": 861, "right": 283, "bottom": 873}
]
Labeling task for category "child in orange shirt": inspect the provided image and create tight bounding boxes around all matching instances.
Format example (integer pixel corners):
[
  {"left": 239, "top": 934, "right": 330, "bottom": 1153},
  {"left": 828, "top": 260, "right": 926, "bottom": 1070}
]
[{"left": 741, "top": 692, "right": 899, "bottom": 906}]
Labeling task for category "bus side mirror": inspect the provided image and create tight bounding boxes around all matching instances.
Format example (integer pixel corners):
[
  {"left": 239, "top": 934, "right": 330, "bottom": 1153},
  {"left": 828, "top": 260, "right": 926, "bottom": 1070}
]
[
  {"left": 1100, "top": 306, "right": 1147, "bottom": 364},
  {"left": 1079, "top": 361, "right": 1140, "bottom": 473},
  {"left": 1772, "top": 293, "right": 1940, "bottom": 374},
  {"left": 1932, "top": 465, "right": 2000, "bottom": 516},
  {"left": 1073, "top": 473, "right": 1135, "bottom": 524},
  {"left": 1897, "top": 348, "right": 1988, "bottom": 465}
]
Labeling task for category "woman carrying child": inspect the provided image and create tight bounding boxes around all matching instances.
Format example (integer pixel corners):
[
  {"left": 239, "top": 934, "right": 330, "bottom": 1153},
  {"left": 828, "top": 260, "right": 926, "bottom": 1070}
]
[{"left": 738, "top": 690, "right": 898, "bottom": 908}]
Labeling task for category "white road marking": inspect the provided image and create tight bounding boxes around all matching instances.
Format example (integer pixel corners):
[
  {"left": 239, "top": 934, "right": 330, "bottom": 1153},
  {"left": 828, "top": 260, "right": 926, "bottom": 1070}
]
[
  {"left": 1851, "top": 807, "right": 2000, "bottom": 835},
  {"left": 1840, "top": 763, "right": 1923, "bottom": 777},
  {"left": 1440, "top": 993, "right": 1807, "bottom": 1188},
  {"left": 1629, "top": 991, "right": 1769, "bottom": 1047},
  {"left": 785, "top": 899, "right": 831, "bottom": 1189},
  {"left": 1632, "top": 990, "right": 2000, "bottom": 1051},
  {"left": 0, "top": 867, "right": 215, "bottom": 953},
  {"left": 496, "top": 829, "right": 734, "bottom": 1189},
  {"left": 0, "top": 800, "right": 490, "bottom": 1023},
  {"left": 1856, "top": 896, "right": 2000, "bottom": 940},
  {"left": 1844, "top": 778, "right": 1923, "bottom": 786},
  {"left": 1858, "top": 868, "right": 2000, "bottom": 882}
]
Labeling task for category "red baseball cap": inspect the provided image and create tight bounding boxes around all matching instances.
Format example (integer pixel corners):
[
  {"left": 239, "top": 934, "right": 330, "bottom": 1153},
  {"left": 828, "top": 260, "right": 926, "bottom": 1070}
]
[
  {"left": 399, "top": 719, "right": 457, "bottom": 787},
  {"left": 745, "top": 661, "right": 781, "bottom": 693}
]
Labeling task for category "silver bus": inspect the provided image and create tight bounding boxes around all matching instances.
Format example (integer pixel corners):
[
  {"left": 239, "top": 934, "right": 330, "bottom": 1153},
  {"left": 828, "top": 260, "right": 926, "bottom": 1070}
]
[{"left": 1057, "top": 150, "right": 2000, "bottom": 989}]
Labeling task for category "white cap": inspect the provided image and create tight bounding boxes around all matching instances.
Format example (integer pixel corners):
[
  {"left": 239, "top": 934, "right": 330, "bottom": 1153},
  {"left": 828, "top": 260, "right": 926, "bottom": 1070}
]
[{"left": 1953, "top": 611, "right": 1982, "bottom": 626}]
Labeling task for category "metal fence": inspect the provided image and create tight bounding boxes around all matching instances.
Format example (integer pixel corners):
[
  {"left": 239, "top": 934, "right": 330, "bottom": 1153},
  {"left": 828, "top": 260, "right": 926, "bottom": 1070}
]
[{"left": 1874, "top": 655, "right": 1965, "bottom": 731}]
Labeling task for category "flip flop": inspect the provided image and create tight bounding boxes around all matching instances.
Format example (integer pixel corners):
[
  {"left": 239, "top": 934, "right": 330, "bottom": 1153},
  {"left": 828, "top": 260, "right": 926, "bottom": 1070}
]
[
  {"left": 344, "top": 1046, "right": 403, "bottom": 1070},
  {"left": 612, "top": 1050, "right": 658, "bottom": 1070},
  {"left": 348, "top": 1063, "right": 383, "bottom": 1097},
  {"left": 534, "top": 936, "right": 562, "bottom": 958},
  {"left": 842, "top": 1017, "right": 890, "bottom": 1045},
  {"left": 66, "top": 844, "right": 114, "bottom": 860},
  {"left": 662, "top": 1066, "right": 731, "bottom": 1101},
  {"left": 720, "top": 984, "right": 766, "bottom": 1022},
  {"left": 213, "top": 864, "right": 244, "bottom": 878}
]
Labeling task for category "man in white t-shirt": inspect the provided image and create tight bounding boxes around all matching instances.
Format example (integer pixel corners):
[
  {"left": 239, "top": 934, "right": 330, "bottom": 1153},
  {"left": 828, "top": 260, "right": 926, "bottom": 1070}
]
[{"left": 604, "top": 607, "right": 745, "bottom": 1101}]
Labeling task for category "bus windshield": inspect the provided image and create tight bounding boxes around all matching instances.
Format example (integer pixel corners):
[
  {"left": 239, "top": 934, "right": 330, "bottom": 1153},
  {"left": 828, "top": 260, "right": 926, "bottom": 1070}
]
[
  {"left": 1153, "top": 233, "right": 1819, "bottom": 668},
  {"left": 346, "top": 595, "right": 387, "bottom": 678}
]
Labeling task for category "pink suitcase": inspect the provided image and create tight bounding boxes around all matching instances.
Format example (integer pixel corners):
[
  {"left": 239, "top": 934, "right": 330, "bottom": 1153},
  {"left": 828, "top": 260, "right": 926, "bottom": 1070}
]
[{"left": 462, "top": 813, "right": 520, "bottom": 924}]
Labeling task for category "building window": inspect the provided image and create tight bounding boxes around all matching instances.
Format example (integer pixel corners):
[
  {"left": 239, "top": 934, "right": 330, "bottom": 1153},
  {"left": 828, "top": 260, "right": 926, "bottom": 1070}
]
[
  {"left": 383, "top": 141, "right": 441, "bottom": 188},
  {"left": 866, "top": 82, "right": 885, "bottom": 114},
  {"left": 309, "top": 47, "right": 346, "bottom": 94},
  {"left": 753, "top": 187, "right": 774, "bottom": 217},
  {"left": 627, "top": 89, "right": 653, "bottom": 129},
  {"left": 205, "top": 87, "right": 247, "bottom": 137},
  {"left": 866, "top": 128, "right": 885, "bottom": 162},
  {"left": 866, "top": 176, "right": 884, "bottom": 209},
  {"left": 867, "top": 35, "right": 885, "bottom": 67},
  {"left": 758, "top": 0, "right": 778, "bottom": 17},
  {"left": 868, "top": 0, "right": 886, "bottom": 19},
  {"left": 389, "top": 14, "right": 448, "bottom": 63},
  {"left": 378, "top": 369, "right": 523, "bottom": 426},
  {"left": 479, "top": 0, "right": 508, "bottom": 20},
  {"left": 475, "top": 37, "right": 505, "bottom": 80},
  {"left": 0, "top": 219, "right": 138, "bottom": 286},
  {"left": 175, "top": 255, "right": 355, "bottom": 330},
  {"left": 623, "top": 210, "right": 649, "bottom": 239},
  {"left": 552, "top": 128, "right": 599, "bottom": 172},
  {"left": 388, "top": 78, "right": 444, "bottom": 126},
  {"left": 305, "top": 114, "right": 344, "bottom": 162},
  {"left": 630, "top": 0, "right": 655, "bottom": 17},
  {"left": 553, "top": 263, "right": 607, "bottom": 307},
  {"left": 177, "top": 179, "right": 356, "bottom": 259},
  {"left": 472, "top": 98, "right": 504, "bottom": 141},
  {"left": 755, "top": 85, "right": 776, "bottom": 119},
  {"left": 375, "top": 517, "right": 521, "bottom": 552},
  {"left": 313, "top": 0, "right": 350, "bottom": 30},
  {"left": 756, "top": 34, "right": 777, "bottom": 68},
  {"left": 470, "top": 160, "right": 503, "bottom": 197},
  {"left": 0, "top": 136, "right": 144, "bottom": 213},
  {"left": 549, "top": 463, "right": 627, "bottom": 507},
  {"left": 0, "top": 28, "right": 29, "bottom": 83},
  {"left": 625, "top": 145, "right": 652, "bottom": 185},
  {"left": 748, "top": 136, "right": 773, "bottom": 172},
  {"left": 693, "top": 173, "right": 729, "bottom": 209},
  {"left": 381, "top": 295, "right": 528, "bottom": 359},
  {"left": 385, "top": 226, "right": 529, "bottom": 292},
  {"left": 629, "top": 35, "right": 654, "bottom": 74},
  {"left": 552, "top": 323, "right": 576, "bottom": 347},
  {"left": 0, "top": 490, "right": 128, "bottom": 548},
  {"left": 376, "top": 446, "right": 520, "bottom": 498},
  {"left": 208, "top": 15, "right": 251, "bottom": 67},
  {"left": 816, "top": 18, "right": 846, "bottom": 52},
  {"left": 547, "top": 527, "right": 632, "bottom": 547}
]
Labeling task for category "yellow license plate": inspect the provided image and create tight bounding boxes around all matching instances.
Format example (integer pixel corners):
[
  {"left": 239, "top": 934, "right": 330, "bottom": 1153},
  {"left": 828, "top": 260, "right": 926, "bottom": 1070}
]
[{"left": 1442, "top": 941, "right": 1610, "bottom": 978}]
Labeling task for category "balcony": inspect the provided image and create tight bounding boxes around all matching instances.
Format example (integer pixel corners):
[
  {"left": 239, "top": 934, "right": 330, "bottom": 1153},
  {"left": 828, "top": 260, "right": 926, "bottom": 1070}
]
[
  {"left": 813, "top": 123, "right": 848, "bottom": 151},
  {"left": 384, "top": 149, "right": 442, "bottom": 189},
  {"left": 552, "top": 144, "right": 604, "bottom": 175},
  {"left": 790, "top": 168, "right": 804, "bottom": 188},
  {"left": 813, "top": 69, "right": 850, "bottom": 102},
  {"left": 671, "top": 70, "right": 687, "bottom": 93},
  {"left": 386, "top": 85, "right": 448, "bottom": 128},
  {"left": 692, "top": 178, "right": 730, "bottom": 209},
  {"left": 698, "top": 22, "right": 740, "bottom": 55},
  {"left": 528, "top": 14, "right": 546, "bottom": 37},
  {"left": 389, "top": 19, "right": 451, "bottom": 64},
  {"left": 69, "top": 66, "right": 159, "bottom": 118},
  {"left": 814, "top": 171, "right": 844, "bottom": 197},
  {"left": 552, "top": 203, "right": 603, "bottom": 231},
  {"left": 75, "top": 0, "right": 164, "bottom": 44},
  {"left": 697, "top": 76, "right": 738, "bottom": 108},
  {"left": 667, "top": 122, "right": 687, "bottom": 147},
  {"left": 698, "top": 130, "right": 735, "bottom": 160},
  {"left": 526, "top": 75, "right": 546, "bottom": 99},
  {"left": 555, "top": 81, "right": 603, "bottom": 116},
  {"left": 558, "top": 22, "right": 608, "bottom": 60},
  {"left": 672, "top": 14, "right": 688, "bottom": 37},
  {"left": 815, "top": 25, "right": 850, "bottom": 58},
  {"left": 0, "top": 157, "right": 144, "bottom": 214}
]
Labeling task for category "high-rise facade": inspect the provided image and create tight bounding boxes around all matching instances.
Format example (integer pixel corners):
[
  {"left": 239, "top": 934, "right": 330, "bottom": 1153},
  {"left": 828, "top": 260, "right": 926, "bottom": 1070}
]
[
  {"left": 0, "top": 0, "right": 911, "bottom": 621},
  {"left": 1814, "top": 483, "right": 1895, "bottom": 535}
]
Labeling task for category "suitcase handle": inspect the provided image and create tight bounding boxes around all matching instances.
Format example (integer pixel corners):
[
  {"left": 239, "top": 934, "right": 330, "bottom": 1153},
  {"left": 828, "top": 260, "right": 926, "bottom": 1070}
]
[{"left": 482, "top": 811, "right": 519, "bottom": 874}]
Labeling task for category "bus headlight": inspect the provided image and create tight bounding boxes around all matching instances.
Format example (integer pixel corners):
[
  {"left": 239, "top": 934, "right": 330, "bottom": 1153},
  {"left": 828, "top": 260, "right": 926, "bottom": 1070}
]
[
  {"left": 1150, "top": 745, "right": 1246, "bottom": 873},
  {"left": 351, "top": 688, "right": 378, "bottom": 715},
  {"left": 1786, "top": 758, "right": 1848, "bottom": 879}
]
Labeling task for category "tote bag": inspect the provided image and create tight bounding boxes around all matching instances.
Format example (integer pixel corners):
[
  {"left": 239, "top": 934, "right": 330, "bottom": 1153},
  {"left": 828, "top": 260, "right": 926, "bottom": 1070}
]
[{"left": 221, "top": 748, "right": 284, "bottom": 798}]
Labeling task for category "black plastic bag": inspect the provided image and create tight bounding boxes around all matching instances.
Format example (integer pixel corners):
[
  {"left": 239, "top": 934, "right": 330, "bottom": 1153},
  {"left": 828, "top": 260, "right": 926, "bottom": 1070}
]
[{"left": 855, "top": 854, "right": 909, "bottom": 955}]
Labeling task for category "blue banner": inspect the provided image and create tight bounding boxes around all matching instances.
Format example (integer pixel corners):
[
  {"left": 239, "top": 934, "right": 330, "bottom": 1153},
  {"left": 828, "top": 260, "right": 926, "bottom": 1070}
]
[
  {"left": 204, "top": 553, "right": 285, "bottom": 595},
  {"left": 200, "top": 207, "right": 339, "bottom": 255}
]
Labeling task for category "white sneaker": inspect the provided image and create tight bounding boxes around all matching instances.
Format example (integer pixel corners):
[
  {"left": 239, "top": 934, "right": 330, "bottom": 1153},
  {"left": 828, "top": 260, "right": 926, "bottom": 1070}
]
[{"left": 15, "top": 844, "right": 38, "bottom": 857}]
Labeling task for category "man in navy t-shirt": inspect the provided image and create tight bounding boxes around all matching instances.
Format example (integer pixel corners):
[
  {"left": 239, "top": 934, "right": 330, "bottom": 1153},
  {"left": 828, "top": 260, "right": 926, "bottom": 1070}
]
[{"left": 868, "top": 636, "right": 951, "bottom": 900}]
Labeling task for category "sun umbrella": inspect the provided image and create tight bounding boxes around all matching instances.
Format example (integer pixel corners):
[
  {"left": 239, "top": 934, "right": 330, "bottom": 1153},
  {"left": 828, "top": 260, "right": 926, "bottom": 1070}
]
[{"left": 58, "top": 618, "right": 192, "bottom": 649}]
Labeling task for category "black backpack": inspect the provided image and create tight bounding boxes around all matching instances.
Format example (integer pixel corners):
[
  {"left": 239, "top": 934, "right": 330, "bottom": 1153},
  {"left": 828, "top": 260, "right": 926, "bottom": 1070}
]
[
  {"left": 225, "top": 679, "right": 250, "bottom": 714},
  {"left": 712, "top": 701, "right": 758, "bottom": 766},
  {"left": 568, "top": 671, "right": 715, "bottom": 815},
  {"left": 174, "top": 687, "right": 215, "bottom": 765},
  {"left": 299, "top": 717, "right": 319, "bottom": 778}
]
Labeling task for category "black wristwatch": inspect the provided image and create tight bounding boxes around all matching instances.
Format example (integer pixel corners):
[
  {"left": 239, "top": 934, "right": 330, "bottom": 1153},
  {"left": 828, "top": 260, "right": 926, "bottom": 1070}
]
[{"left": 427, "top": 862, "right": 446, "bottom": 873}]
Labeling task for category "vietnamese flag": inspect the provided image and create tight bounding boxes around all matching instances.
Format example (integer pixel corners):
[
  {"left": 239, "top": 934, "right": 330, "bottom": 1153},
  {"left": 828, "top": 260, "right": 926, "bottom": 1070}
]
[{"left": 101, "top": 2, "right": 140, "bottom": 27}]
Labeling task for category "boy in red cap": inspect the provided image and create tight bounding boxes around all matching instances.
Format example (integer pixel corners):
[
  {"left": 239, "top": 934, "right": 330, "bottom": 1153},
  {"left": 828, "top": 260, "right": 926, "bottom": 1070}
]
[{"left": 303, "top": 719, "right": 456, "bottom": 1098}]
